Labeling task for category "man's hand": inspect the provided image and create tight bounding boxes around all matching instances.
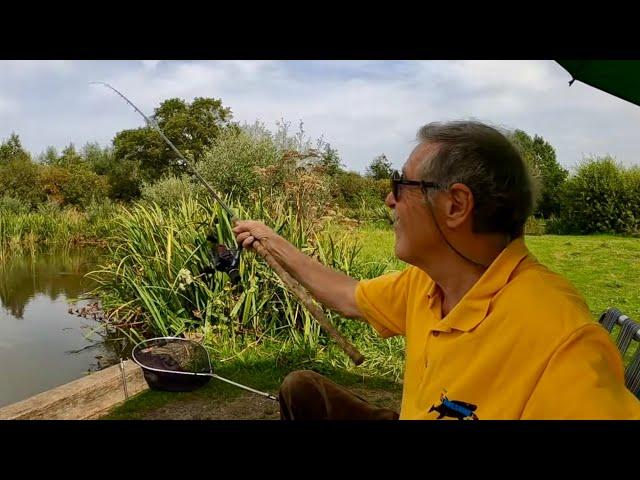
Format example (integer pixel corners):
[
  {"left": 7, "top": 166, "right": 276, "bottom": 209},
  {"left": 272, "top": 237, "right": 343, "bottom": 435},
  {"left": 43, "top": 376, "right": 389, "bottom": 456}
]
[
  {"left": 231, "top": 219, "right": 363, "bottom": 320},
  {"left": 232, "top": 220, "right": 277, "bottom": 250}
]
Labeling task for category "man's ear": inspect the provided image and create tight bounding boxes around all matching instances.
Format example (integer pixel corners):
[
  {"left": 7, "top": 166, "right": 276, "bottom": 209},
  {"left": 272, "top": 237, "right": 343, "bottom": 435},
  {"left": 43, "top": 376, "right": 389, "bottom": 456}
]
[{"left": 444, "top": 183, "right": 474, "bottom": 229}]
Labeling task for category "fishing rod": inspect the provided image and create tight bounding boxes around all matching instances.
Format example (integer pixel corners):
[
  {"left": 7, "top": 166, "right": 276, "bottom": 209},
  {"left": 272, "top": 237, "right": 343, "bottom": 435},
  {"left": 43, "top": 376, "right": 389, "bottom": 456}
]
[{"left": 92, "top": 82, "right": 364, "bottom": 365}]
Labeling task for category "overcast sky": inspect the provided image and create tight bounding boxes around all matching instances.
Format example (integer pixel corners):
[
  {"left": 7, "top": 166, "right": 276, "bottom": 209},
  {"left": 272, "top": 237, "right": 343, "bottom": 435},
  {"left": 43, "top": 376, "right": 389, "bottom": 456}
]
[{"left": 2, "top": 60, "right": 640, "bottom": 173}]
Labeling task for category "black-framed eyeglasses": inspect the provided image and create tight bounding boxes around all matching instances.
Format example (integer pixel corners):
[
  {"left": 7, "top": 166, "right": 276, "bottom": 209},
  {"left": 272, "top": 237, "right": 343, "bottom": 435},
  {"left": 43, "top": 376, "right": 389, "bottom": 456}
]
[{"left": 390, "top": 170, "right": 440, "bottom": 200}]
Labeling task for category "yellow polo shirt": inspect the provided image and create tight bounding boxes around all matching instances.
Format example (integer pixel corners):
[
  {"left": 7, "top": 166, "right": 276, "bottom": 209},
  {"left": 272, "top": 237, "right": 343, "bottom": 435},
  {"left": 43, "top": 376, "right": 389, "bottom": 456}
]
[{"left": 355, "top": 238, "right": 640, "bottom": 420}]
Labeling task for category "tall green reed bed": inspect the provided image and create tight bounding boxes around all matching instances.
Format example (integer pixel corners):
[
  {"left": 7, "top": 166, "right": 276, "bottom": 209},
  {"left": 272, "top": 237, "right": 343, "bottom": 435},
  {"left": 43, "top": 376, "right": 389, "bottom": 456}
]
[
  {"left": 0, "top": 200, "right": 120, "bottom": 252},
  {"left": 88, "top": 195, "right": 405, "bottom": 381}
]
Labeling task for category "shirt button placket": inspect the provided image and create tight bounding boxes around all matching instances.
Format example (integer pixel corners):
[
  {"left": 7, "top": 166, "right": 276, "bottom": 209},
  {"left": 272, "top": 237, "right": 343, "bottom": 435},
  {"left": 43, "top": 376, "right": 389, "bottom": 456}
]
[{"left": 425, "top": 329, "right": 441, "bottom": 368}]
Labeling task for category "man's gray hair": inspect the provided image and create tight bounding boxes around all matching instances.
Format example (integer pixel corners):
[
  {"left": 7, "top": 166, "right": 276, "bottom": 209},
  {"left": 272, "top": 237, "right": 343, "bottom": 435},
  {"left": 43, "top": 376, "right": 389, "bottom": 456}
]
[{"left": 417, "top": 121, "right": 536, "bottom": 238}]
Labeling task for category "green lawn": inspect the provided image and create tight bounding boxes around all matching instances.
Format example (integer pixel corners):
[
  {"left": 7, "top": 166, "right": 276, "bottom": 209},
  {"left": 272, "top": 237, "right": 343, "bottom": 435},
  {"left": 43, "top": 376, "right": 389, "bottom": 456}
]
[
  {"left": 526, "top": 235, "right": 640, "bottom": 321},
  {"left": 350, "top": 225, "right": 405, "bottom": 272}
]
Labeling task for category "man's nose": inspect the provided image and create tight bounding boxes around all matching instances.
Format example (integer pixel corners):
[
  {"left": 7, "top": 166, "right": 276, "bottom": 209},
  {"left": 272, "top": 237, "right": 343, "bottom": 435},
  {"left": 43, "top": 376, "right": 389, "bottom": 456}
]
[{"left": 385, "top": 191, "right": 396, "bottom": 209}]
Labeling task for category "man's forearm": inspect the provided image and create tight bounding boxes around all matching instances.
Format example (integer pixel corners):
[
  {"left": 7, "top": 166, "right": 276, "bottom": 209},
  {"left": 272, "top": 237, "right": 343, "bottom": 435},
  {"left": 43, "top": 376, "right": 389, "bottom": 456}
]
[{"left": 260, "top": 235, "right": 361, "bottom": 318}]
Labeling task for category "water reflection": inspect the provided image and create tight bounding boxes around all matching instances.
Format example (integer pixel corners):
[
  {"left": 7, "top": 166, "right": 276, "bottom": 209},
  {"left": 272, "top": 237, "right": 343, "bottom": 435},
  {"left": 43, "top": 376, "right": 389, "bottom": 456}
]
[
  {"left": 0, "top": 249, "right": 96, "bottom": 319},
  {"left": 0, "top": 247, "right": 122, "bottom": 408}
]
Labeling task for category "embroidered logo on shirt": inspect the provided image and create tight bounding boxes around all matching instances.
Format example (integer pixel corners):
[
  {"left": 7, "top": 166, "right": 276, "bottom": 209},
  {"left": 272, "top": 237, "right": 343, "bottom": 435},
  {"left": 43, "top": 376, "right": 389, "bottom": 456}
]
[{"left": 429, "top": 390, "right": 479, "bottom": 420}]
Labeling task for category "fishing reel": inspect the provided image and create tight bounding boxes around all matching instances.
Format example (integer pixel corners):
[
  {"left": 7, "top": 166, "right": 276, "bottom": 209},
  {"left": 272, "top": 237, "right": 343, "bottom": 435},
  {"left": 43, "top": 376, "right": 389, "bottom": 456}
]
[{"left": 201, "top": 230, "right": 243, "bottom": 286}]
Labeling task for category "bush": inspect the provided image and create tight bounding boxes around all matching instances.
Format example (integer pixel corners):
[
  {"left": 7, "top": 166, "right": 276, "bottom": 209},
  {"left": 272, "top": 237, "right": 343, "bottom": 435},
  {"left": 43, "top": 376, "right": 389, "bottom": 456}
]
[
  {"left": 544, "top": 215, "right": 567, "bottom": 235},
  {"left": 198, "top": 123, "right": 336, "bottom": 224},
  {"left": 0, "top": 159, "right": 45, "bottom": 208},
  {"left": 85, "top": 198, "right": 121, "bottom": 239},
  {"left": 140, "top": 175, "right": 199, "bottom": 209},
  {"left": 198, "top": 128, "right": 282, "bottom": 199},
  {"left": 331, "top": 172, "right": 388, "bottom": 210},
  {"left": 0, "top": 196, "right": 30, "bottom": 215},
  {"left": 40, "top": 164, "right": 110, "bottom": 208},
  {"left": 523, "top": 216, "right": 546, "bottom": 236},
  {"left": 90, "top": 151, "right": 143, "bottom": 201},
  {"left": 555, "top": 157, "right": 640, "bottom": 234}
]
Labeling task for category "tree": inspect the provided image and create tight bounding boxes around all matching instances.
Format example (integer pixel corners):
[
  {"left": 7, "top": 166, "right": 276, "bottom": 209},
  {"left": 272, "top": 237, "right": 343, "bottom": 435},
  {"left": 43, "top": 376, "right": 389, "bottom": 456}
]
[
  {"left": 39, "top": 143, "right": 86, "bottom": 168},
  {"left": 365, "top": 154, "right": 393, "bottom": 180},
  {"left": 80, "top": 142, "right": 141, "bottom": 201},
  {"left": 82, "top": 142, "right": 110, "bottom": 166},
  {"left": 58, "top": 144, "right": 84, "bottom": 167},
  {"left": 100, "top": 158, "right": 142, "bottom": 201},
  {"left": 39, "top": 163, "right": 109, "bottom": 207},
  {"left": 0, "top": 159, "right": 44, "bottom": 207},
  {"left": 0, "top": 133, "right": 31, "bottom": 164},
  {"left": 317, "top": 142, "right": 344, "bottom": 176},
  {"left": 509, "top": 130, "right": 568, "bottom": 218},
  {"left": 112, "top": 97, "right": 234, "bottom": 184},
  {"left": 37, "top": 146, "right": 59, "bottom": 165}
]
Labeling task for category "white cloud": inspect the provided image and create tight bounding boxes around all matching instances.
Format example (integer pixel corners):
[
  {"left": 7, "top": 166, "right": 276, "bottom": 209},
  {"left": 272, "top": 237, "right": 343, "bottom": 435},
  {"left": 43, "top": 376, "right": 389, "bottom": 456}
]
[
  {"left": 440, "top": 60, "right": 554, "bottom": 92},
  {"left": 2, "top": 60, "right": 640, "bottom": 173},
  {"left": 0, "top": 96, "right": 19, "bottom": 116},
  {"left": 141, "top": 60, "right": 161, "bottom": 71},
  {"left": 1, "top": 60, "right": 73, "bottom": 78}
]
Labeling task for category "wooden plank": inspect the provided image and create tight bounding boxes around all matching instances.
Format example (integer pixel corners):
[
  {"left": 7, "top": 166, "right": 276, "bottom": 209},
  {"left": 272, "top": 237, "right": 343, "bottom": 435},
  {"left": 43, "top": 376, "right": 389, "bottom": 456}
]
[{"left": 0, "top": 360, "right": 149, "bottom": 420}]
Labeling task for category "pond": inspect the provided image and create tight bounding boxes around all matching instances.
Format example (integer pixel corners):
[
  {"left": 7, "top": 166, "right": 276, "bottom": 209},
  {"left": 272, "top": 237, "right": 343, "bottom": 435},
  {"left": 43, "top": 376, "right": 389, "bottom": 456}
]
[{"left": 0, "top": 248, "right": 121, "bottom": 408}]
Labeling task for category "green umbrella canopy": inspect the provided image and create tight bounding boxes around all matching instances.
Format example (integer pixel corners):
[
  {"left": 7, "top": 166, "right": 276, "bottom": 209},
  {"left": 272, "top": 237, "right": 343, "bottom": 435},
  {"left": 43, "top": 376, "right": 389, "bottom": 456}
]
[{"left": 556, "top": 60, "right": 640, "bottom": 107}]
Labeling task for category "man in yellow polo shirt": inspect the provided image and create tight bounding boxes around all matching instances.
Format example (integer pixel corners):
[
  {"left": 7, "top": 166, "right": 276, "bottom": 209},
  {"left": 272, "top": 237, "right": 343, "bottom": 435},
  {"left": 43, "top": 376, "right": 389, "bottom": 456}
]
[{"left": 233, "top": 120, "right": 640, "bottom": 420}]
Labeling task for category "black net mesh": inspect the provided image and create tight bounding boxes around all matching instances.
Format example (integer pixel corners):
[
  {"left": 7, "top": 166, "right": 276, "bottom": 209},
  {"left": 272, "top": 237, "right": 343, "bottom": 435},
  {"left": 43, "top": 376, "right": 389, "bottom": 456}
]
[{"left": 132, "top": 338, "right": 213, "bottom": 392}]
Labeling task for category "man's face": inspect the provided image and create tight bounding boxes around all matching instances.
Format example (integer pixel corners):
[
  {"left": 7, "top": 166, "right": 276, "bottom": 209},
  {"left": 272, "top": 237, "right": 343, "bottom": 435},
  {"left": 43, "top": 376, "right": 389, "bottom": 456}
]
[{"left": 385, "top": 142, "right": 441, "bottom": 265}]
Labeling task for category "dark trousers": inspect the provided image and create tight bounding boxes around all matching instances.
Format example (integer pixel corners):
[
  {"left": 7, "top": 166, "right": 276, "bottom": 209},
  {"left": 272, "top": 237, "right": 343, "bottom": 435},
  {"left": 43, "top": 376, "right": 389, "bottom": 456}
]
[{"left": 278, "top": 370, "right": 399, "bottom": 420}]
